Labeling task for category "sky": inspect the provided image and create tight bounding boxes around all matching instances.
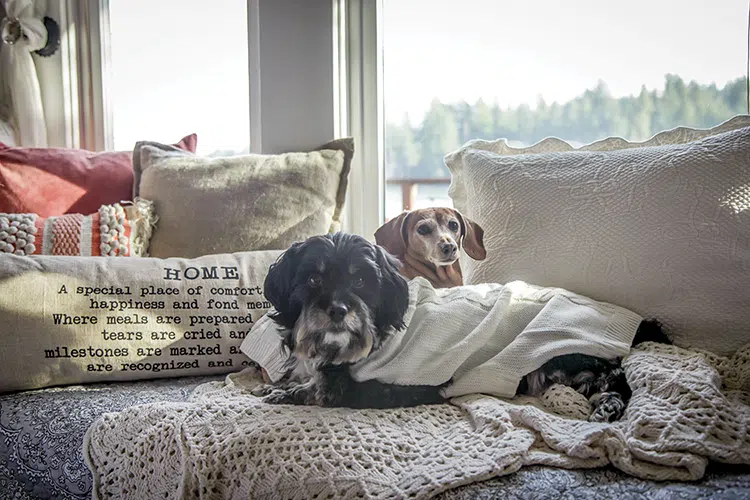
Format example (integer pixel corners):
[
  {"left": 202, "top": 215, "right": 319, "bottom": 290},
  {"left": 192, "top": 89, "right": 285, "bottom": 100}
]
[
  {"left": 108, "top": 0, "right": 250, "bottom": 154},
  {"left": 108, "top": 0, "right": 749, "bottom": 153},
  {"left": 383, "top": 0, "right": 749, "bottom": 123}
]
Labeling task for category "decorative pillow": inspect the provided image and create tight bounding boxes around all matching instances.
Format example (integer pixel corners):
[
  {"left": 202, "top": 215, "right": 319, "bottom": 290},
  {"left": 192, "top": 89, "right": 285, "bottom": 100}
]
[
  {"left": 445, "top": 121, "right": 750, "bottom": 356},
  {"left": 0, "top": 199, "right": 155, "bottom": 257},
  {"left": 133, "top": 138, "right": 354, "bottom": 258},
  {"left": 0, "top": 250, "right": 282, "bottom": 393},
  {"left": 0, "top": 134, "right": 197, "bottom": 216}
]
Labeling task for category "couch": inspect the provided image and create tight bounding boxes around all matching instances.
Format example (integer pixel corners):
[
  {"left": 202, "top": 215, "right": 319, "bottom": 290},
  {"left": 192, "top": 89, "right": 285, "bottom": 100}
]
[
  {"left": 2, "top": 376, "right": 749, "bottom": 499},
  {"left": 1, "top": 122, "right": 749, "bottom": 499}
]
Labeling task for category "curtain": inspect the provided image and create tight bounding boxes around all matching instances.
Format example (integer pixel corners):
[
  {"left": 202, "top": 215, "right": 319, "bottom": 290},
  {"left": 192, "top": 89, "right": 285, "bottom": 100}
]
[{"left": 0, "top": 0, "right": 47, "bottom": 146}]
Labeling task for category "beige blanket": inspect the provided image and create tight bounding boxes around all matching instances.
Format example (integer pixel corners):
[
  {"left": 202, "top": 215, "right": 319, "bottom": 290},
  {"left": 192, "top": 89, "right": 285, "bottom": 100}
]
[{"left": 84, "top": 342, "right": 750, "bottom": 499}]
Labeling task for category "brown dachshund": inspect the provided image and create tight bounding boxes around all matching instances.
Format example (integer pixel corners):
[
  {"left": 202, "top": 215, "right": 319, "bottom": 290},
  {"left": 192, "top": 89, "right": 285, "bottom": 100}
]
[{"left": 374, "top": 207, "right": 486, "bottom": 288}]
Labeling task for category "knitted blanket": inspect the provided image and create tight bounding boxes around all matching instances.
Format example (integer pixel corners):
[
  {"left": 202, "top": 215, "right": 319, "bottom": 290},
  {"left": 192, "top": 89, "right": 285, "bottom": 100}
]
[{"left": 84, "top": 342, "right": 750, "bottom": 500}]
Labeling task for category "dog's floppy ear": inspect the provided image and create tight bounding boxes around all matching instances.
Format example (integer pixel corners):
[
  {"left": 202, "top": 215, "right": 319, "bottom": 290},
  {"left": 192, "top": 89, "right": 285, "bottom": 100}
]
[
  {"left": 455, "top": 210, "right": 486, "bottom": 261},
  {"left": 264, "top": 240, "right": 306, "bottom": 329},
  {"left": 373, "top": 245, "right": 409, "bottom": 332},
  {"left": 374, "top": 211, "right": 411, "bottom": 257}
]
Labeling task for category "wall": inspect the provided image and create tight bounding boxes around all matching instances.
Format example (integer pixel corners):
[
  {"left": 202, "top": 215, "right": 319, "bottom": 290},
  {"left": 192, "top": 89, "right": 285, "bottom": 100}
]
[{"left": 250, "top": 0, "right": 335, "bottom": 155}]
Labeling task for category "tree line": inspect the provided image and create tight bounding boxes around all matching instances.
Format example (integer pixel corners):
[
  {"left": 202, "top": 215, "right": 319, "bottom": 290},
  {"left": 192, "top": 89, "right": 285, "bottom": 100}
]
[{"left": 386, "top": 74, "right": 748, "bottom": 179}]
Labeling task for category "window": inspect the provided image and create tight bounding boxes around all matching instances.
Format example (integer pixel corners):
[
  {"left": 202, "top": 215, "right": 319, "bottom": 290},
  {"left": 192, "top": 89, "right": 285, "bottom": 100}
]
[
  {"left": 382, "top": 0, "right": 750, "bottom": 220},
  {"left": 108, "top": 0, "right": 250, "bottom": 155}
]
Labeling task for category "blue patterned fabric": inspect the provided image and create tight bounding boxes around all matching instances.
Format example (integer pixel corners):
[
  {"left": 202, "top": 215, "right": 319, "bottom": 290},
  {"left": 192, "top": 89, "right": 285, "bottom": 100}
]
[
  {"left": 0, "top": 376, "right": 216, "bottom": 499},
  {"left": 1, "top": 377, "right": 748, "bottom": 499}
]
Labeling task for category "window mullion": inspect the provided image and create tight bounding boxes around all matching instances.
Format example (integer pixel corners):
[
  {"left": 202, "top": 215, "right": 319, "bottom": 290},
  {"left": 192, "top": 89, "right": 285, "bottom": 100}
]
[
  {"left": 339, "top": 0, "right": 384, "bottom": 240},
  {"left": 58, "top": 0, "right": 111, "bottom": 151}
]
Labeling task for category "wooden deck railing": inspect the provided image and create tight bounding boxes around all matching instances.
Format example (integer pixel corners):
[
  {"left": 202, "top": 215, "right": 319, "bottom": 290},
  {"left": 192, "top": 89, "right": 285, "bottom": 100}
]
[{"left": 385, "top": 178, "right": 451, "bottom": 212}]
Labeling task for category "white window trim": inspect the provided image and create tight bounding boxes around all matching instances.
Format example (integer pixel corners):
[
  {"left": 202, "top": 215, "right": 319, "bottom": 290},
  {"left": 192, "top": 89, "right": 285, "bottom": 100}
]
[
  {"left": 57, "top": 0, "right": 385, "bottom": 239},
  {"left": 247, "top": 0, "right": 262, "bottom": 154},
  {"left": 336, "top": 0, "right": 385, "bottom": 240},
  {"left": 56, "top": 0, "right": 112, "bottom": 151}
]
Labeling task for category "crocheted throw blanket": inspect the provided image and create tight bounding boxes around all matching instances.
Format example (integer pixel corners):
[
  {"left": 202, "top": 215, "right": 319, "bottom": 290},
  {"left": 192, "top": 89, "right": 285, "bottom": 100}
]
[{"left": 84, "top": 342, "right": 750, "bottom": 499}]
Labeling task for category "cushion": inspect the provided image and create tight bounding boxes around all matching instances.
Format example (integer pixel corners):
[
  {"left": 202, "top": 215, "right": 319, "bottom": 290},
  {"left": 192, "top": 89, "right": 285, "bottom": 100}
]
[
  {"left": 133, "top": 138, "right": 354, "bottom": 258},
  {"left": 0, "top": 134, "right": 197, "bottom": 216},
  {"left": 0, "top": 250, "right": 281, "bottom": 393},
  {"left": 0, "top": 199, "right": 155, "bottom": 257},
  {"left": 445, "top": 120, "right": 750, "bottom": 356}
]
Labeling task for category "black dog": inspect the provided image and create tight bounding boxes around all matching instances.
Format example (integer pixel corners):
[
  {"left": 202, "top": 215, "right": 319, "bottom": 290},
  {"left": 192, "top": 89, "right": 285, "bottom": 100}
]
[
  {"left": 257, "top": 232, "right": 443, "bottom": 408},
  {"left": 258, "top": 232, "right": 669, "bottom": 421}
]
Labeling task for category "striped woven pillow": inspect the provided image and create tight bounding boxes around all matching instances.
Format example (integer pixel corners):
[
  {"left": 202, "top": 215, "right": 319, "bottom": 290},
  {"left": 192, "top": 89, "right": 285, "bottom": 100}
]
[{"left": 0, "top": 199, "right": 155, "bottom": 257}]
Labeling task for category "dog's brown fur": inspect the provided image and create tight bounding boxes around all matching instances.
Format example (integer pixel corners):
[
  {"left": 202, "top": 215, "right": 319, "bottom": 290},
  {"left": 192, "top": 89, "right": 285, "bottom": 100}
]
[{"left": 374, "top": 208, "right": 486, "bottom": 288}]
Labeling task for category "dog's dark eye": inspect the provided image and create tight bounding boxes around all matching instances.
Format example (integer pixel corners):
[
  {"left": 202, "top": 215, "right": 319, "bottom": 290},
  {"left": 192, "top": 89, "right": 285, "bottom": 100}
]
[
  {"left": 416, "top": 225, "right": 432, "bottom": 236},
  {"left": 448, "top": 220, "right": 459, "bottom": 232},
  {"left": 353, "top": 277, "right": 365, "bottom": 288},
  {"left": 308, "top": 275, "right": 322, "bottom": 287}
]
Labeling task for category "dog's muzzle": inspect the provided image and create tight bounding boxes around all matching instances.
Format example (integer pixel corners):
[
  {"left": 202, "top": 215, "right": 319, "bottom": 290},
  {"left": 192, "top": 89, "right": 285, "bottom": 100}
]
[
  {"left": 439, "top": 241, "right": 458, "bottom": 259},
  {"left": 293, "top": 303, "right": 375, "bottom": 365},
  {"left": 327, "top": 301, "right": 349, "bottom": 323},
  {"left": 430, "top": 238, "right": 459, "bottom": 266}
]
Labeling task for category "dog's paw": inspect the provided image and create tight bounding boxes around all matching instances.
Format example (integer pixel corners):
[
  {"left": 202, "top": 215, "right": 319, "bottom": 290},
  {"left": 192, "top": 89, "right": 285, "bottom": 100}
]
[
  {"left": 242, "top": 360, "right": 263, "bottom": 378},
  {"left": 262, "top": 389, "right": 296, "bottom": 405},
  {"left": 588, "top": 392, "right": 626, "bottom": 423},
  {"left": 250, "top": 383, "right": 276, "bottom": 397},
  {"left": 262, "top": 383, "right": 315, "bottom": 405}
]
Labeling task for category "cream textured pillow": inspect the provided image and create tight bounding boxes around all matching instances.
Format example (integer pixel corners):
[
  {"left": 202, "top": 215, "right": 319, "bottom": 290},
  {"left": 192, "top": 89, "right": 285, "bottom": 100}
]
[
  {"left": 445, "top": 121, "right": 750, "bottom": 356},
  {"left": 0, "top": 250, "right": 281, "bottom": 393},
  {"left": 134, "top": 138, "right": 354, "bottom": 258}
]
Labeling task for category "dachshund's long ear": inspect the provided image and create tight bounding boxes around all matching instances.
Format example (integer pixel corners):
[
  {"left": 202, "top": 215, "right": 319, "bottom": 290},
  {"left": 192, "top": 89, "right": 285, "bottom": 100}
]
[
  {"left": 373, "top": 245, "right": 410, "bottom": 332},
  {"left": 264, "top": 240, "right": 306, "bottom": 329},
  {"left": 455, "top": 210, "right": 486, "bottom": 261},
  {"left": 374, "top": 211, "right": 411, "bottom": 257}
]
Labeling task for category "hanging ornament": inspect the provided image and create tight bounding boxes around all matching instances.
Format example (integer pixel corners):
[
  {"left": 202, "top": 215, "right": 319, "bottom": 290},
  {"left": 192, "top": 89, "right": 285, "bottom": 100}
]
[{"left": 1, "top": 10, "right": 60, "bottom": 57}]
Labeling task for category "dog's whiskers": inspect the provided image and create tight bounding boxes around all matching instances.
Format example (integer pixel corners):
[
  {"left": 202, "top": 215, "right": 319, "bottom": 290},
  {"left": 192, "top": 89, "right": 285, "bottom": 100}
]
[{"left": 292, "top": 300, "right": 376, "bottom": 365}]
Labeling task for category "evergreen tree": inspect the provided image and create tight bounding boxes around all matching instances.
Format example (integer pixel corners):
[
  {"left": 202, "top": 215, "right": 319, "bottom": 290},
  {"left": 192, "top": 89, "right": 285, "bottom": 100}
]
[
  {"left": 470, "top": 98, "right": 494, "bottom": 140},
  {"left": 385, "top": 75, "right": 748, "bottom": 178},
  {"left": 385, "top": 115, "right": 420, "bottom": 178},
  {"left": 416, "top": 98, "right": 460, "bottom": 177}
]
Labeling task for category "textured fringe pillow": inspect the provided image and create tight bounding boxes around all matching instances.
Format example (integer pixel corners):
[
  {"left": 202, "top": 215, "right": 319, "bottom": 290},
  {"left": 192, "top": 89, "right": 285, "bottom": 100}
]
[
  {"left": 133, "top": 138, "right": 354, "bottom": 258},
  {"left": 0, "top": 200, "right": 155, "bottom": 257},
  {"left": 0, "top": 250, "right": 281, "bottom": 392},
  {"left": 445, "top": 118, "right": 750, "bottom": 356}
]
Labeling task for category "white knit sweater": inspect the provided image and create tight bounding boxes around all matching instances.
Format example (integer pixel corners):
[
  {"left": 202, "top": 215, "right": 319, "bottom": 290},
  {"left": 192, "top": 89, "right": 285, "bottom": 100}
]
[{"left": 241, "top": 278, "right": 643, "bottom": 398}]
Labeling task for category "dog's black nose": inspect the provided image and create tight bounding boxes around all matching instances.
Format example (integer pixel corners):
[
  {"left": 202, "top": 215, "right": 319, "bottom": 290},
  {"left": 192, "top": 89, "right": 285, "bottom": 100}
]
[
  {"left": 440, "top": 241, "right": 458, "bottom": 257},
  {"left": 328, "top": 303, "right": 348, "bottom": 323}
]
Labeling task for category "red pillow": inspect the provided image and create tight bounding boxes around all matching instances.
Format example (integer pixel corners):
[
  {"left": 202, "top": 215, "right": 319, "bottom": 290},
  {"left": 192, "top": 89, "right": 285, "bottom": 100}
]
[{"left": 0, "top": 134, "right": 197, "bottom": 216}]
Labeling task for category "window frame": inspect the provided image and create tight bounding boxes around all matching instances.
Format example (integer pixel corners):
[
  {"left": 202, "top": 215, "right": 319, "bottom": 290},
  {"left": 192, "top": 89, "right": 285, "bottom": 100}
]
[
  {"left": 57, "top": 0, "right": 386, "bottom": 238},
  {"left": 50, "top": 0, "right": 112, "bottom": 150},
  {"left": 38, "top": 0, "right": 750, "bottom": 236},
  {"left": 336, "top": 0, "right": 385, "bottom": 240}
]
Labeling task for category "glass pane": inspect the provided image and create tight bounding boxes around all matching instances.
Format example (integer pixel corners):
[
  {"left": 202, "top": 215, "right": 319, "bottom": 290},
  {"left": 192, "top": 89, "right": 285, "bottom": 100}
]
[
  {"left": 108, "top": 0, "right": 249, "bottom": 155},
  {"left": 383, "top": 0, "right": 749, "bottom": 220}
]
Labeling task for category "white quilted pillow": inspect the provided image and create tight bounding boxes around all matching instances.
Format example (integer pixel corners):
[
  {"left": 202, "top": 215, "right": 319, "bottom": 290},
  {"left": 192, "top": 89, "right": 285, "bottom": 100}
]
[{"left": 446, "top": 125, "right": 750, "bottom": 356}]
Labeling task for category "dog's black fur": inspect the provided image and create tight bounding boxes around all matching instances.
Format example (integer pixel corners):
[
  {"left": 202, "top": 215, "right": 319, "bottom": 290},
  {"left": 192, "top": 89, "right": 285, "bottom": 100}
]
[
  {"left": 517, "top": 319, "right": 670, "bottom": 421},
  {"left": 259, "top": 232, "right": 444, "bottom": 408},
  {"left": 258, "top": 232, "right": 670, "bottom": 421}
]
